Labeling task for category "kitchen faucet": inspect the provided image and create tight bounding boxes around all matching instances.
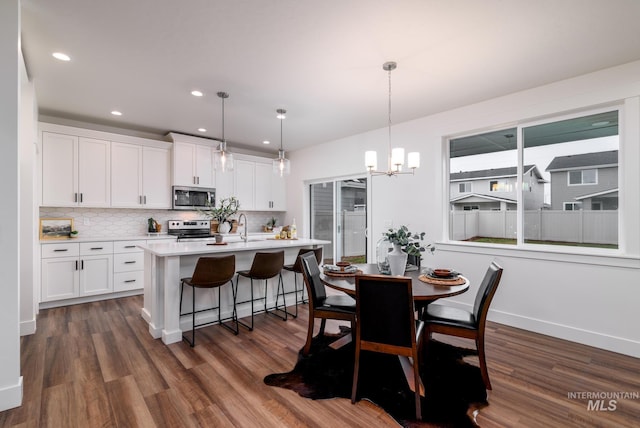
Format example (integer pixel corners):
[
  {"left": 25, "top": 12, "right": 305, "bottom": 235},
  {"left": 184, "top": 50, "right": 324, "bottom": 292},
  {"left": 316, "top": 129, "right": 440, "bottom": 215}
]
[{"left": 238, "top": 213, "right": 248, "bottom": 242}]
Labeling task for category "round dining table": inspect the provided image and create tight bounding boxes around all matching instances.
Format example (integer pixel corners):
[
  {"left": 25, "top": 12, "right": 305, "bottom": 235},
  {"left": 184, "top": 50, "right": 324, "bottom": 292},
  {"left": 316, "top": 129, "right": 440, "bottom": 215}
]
[{"left": 320, "top": 263, "right": 469, "bottom": 303}]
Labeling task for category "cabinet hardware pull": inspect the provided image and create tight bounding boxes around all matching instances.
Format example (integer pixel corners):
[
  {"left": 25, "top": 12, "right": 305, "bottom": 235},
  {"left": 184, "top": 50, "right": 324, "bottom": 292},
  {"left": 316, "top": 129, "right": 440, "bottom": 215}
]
[
  {"left": 80, "top": 193, "right": 83, "bottom": 203},
  {"left": 75, "top": 260, "right": 78, "bottom": 270},
  {"left": 53, "top": 249, "right": 68, "bottom": 252},
  {"left": 74, "top": 193, "right": 78, "bottom": 202},
  {"left": 139, "top": 195, "right": 143, "bottom": 204},
  {"left": 124, "top": 245, "right": 136, "bottom": 248},
  {"left": 124, "top": 261, "right": 136, "bottom": 264},
  {"left": 124, "top": 279, "right": 136, "bottom": 283},
  {"left": 81, "top": 260, "right": 84, "bottom": 270},
  {"left": 90, "top": 247, "right": 103, "bottom": 250},
  {"left": 144, "top": 195, "right": 147, "bottom": 204}
]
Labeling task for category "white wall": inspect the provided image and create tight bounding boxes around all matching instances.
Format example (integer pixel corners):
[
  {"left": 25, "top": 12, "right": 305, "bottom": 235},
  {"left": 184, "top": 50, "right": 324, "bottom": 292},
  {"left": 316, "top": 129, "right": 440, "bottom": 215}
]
[
  {"left": 288, "top": 60, "right": 640, "bottom": 357},
  {"left": 0, "top": 0, "right": 24, "bottom": 411},
  {"left": 20, "top": 49, "right": 37, "bottom": 336}
]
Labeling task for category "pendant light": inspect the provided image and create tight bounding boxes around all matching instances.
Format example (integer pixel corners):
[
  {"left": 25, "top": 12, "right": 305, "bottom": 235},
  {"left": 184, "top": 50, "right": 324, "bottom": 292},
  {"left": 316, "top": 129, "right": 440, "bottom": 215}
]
[
  {"left": 365, "top": 61, "right": 420, "bottom": 176},
  {"left": 272, "top": 108, "right": 290, "bottom": 176},
  {"left": 214, "top": 91, "right": 234, "bottom": 172}
]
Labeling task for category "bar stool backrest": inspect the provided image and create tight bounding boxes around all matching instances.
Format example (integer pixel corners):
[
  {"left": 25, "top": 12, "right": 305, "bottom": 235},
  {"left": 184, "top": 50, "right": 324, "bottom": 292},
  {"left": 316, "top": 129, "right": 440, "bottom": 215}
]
[
  {"left": 248, "top": 251, "right": 285, "bottom": 279},
  {"left": 190, "top": 255, "right": 235, "bottom": 287}
]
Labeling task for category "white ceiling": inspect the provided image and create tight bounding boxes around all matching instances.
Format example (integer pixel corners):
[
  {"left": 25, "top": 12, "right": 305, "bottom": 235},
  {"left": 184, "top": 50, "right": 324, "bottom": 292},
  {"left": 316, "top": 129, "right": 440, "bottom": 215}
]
[{"left": 20, "top": 0, "right": 640, "bottom": 153}]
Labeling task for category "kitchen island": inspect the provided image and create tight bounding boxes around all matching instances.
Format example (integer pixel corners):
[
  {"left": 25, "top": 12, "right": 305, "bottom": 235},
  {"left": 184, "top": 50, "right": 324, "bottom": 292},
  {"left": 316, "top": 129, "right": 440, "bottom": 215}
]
[{"left": 138, "top": 237, "right": 330, "bottom": 344}]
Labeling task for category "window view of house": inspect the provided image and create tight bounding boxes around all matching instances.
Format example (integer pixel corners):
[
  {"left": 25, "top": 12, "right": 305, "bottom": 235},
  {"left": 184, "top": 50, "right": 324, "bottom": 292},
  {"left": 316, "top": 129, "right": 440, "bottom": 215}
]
[
  {"left": 449, "top": 110, "right": 619, "bottom": 250},
  {"left": 523, "top": 111, "right": 618, "bottom": 248}
]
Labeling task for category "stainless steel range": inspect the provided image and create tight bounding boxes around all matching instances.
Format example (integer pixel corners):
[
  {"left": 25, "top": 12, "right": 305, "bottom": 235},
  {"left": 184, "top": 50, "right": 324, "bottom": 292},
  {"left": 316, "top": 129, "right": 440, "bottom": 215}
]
[{"left": 167, "top": 220, "right": 213, "bottom": 241}]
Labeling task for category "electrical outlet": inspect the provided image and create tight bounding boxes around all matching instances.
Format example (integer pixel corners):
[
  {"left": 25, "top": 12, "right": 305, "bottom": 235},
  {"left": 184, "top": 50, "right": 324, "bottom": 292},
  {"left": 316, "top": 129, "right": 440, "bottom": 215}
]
[
  {"left": 83, "top": 217, "right": 90, "bottom": 226},
  {"left": 384, "top": 220, "right": 393, "bottom": 229}
]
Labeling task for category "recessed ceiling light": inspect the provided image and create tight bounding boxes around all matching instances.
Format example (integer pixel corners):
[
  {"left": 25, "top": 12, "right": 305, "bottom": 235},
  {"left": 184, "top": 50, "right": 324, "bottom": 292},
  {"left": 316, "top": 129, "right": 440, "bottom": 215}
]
[
  {"left": 263, "top": 140, "right": 270, "bottom": 145},
  {"left": 198, "top": 128, "right": 207, "bottom": 132},
  {"left": 191, "top": 90, "right": 204, "bottom": 97},
  {"left": 52, "top": 52, "right": 71, "bottom": 61},
  {"left": 111, "top": 110, "right": 122, "bottom": 116}
]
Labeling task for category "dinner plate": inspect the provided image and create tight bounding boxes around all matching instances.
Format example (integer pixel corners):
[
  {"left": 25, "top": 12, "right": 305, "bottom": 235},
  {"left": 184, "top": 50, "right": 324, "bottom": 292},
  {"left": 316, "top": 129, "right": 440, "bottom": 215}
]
[
  {"left": 324, "top": 264, "right": 358, "bottom": 274},
  {"left": 424, "top": 268, "right": 460, "bottom": 280}
]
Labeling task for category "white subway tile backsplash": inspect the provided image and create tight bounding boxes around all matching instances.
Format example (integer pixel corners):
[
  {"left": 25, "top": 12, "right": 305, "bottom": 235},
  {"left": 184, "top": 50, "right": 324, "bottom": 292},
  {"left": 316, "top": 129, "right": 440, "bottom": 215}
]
[{"left": 39, "top": 208, "right": 285, "bottom": 238}]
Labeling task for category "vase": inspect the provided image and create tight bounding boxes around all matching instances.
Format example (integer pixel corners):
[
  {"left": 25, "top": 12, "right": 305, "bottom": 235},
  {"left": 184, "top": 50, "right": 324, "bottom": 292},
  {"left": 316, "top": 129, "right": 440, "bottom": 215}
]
[
  {"left": 218, "top": 221, "right": 231, "bottom": 234},
  {"left": 387, "top": 243, "right": 408, "bottom": 276},
  {"left": 376, "top": 236, "right": 393, "bottom": 274}
]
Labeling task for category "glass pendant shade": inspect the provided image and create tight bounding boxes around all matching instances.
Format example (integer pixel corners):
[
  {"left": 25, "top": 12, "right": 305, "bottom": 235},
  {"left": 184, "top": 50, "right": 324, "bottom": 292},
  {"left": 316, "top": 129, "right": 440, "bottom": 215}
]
[
  {"left": 214, "top": 141, "right": 234, "bottom": 172},
  {"left": 273, "top": 150, "right": 291, "bottom": 177}
]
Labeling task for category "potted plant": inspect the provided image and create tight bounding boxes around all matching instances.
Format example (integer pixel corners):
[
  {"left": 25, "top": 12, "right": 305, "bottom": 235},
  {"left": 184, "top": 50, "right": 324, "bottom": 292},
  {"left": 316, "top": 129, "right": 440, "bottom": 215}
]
[
  {"left": 201, "top": 197, "right": 240, "bottom": 233},
  {"left": 69, "top": 230, "right": 79, "bottom": 238},
  {"left": 378, "top": 225, "right": 434, "bottom": 275},
  {"left": 264, "top": 216, "right": 277, "bottom": 232}
]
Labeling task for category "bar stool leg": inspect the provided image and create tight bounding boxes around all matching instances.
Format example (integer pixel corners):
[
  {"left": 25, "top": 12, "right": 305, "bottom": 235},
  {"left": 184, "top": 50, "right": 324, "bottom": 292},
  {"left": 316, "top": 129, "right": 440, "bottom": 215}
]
[
  {"left": 236, "top": 275, "right": 255, "bottom": 331},
  {"left": 266, "top": 273, "right": 288, "bottom": 321},
  {"left": 218, "top": 279, "right": 239, "bottom": 335}
]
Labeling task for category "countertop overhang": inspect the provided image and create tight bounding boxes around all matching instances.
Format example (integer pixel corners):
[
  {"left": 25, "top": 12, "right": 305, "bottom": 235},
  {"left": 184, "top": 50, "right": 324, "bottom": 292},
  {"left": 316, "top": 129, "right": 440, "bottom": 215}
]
[{"left": 137, "top": 238, "right": 330, "bottom": 257}]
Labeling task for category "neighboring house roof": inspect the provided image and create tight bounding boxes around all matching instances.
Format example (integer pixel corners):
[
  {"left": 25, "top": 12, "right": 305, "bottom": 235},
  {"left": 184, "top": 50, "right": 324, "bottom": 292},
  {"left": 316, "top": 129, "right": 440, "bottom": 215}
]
[
  {"left": 450, "top": 193, "right": 517, "bottom": 204},
  {"left": 546, "top": 150, "right": 618, "bottom": 172},
  {"left": 574, "top": 188, "right": 619, "bottom": 201},
  {"left": 451, "top": 164, "right": 546, "bottom": 182}
]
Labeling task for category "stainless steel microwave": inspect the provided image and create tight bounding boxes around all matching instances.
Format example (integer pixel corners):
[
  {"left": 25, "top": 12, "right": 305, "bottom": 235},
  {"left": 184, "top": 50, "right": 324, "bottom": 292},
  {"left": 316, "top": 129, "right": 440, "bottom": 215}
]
[{"left": 172, "top": 186, "right": 215, "bottom": 211}]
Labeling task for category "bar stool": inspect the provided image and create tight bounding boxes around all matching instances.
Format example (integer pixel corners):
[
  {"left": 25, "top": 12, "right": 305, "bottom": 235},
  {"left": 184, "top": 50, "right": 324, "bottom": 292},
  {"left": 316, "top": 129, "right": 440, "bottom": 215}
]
[
  {"left": 179, "top": 255, "right": 237, "bottom": 347},
  {"left": 282, "top": 247, "right": 323, "bottom": 318},
  {"left": 235, "top": 251, "right": 286, "bottom": 331}
]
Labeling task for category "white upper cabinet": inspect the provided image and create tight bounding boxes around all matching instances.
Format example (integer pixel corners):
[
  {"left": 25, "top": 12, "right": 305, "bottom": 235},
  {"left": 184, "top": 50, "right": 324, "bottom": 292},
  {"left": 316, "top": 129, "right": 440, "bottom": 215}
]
[
  {"left": 234, "top": 159, "right": 255, "bottom": 210},
  {"left": 172, "top": 142, "right": 214, "bottom": 187},
  {"left": 254, "top": 161, "right": 286, "bottom": 211},
  {"left": 42, "top": 132, "right": 110, "bottom": 207},
  {"left": 142, "top": 146, "right": 171, "bottom": 208},
  {"left": 111, "top": 143, "right": 171, "bottom": 209},
  {"left": 234, "top": 158, "right": 286, "bottom": 212}
]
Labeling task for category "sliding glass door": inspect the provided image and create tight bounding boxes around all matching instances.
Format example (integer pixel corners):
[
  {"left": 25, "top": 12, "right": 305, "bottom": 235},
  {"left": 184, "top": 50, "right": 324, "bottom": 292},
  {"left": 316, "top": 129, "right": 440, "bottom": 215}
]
[{"left": 310, "top": 177, "right": 367, "bottom": 264}]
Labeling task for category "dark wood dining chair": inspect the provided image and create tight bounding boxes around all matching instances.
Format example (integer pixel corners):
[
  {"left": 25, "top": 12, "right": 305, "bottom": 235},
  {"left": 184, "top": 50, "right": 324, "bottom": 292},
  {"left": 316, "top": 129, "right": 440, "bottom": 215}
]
[
  {"left": 299, "top": 251, "right": 356, "bottom": 356},
  {"left": 282, "top": 247, "right": 323, "bottom": 318},
  {"left": 179, "top": 255, "right": 237, "bottom": 347},
  {"left": 422, "top": 260, "right": 503, "bottom": 390},
  {"left": 351, "top": 274, "right": 424, "bottom": 421},
  {"left": 236, "top": 251, "right": 286, "bottom": 331}
]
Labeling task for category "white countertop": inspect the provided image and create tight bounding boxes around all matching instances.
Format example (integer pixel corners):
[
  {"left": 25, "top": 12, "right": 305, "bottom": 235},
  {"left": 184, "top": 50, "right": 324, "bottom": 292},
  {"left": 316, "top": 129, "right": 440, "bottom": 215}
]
[{"left": 138, "top": 238, "right": 330, "bottom": 257}]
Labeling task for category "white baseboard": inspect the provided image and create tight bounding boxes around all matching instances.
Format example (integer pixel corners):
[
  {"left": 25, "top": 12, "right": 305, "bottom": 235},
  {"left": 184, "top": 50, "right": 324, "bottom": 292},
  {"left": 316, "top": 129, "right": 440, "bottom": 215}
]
[
  {"left": 0, "top": 376, "right": 22, "bottom": 412},
  {"left": 19, "top": 319, "right": 36, "bottom": 336},
  {"left": 443, "top": 300, "right": 640, "bottom": 358}
]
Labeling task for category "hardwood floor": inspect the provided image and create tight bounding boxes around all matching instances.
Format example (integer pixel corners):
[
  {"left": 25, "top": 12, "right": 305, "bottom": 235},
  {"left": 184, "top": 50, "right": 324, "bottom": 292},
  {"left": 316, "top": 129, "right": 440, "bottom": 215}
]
[{"left": 1, "top": 295, "right": 639, "bottom": 427}]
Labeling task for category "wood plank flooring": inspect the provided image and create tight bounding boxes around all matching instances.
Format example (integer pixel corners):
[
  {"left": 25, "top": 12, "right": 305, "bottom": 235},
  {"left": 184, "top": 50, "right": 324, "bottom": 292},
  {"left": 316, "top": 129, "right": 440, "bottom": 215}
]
[{"left": 1, "top": 295, "right": 639, "bottom": 427}]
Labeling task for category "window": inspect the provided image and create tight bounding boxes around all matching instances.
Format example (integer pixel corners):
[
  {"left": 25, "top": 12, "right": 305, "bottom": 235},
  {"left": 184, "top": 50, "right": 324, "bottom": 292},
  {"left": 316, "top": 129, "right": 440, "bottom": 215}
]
[
  {"left": 568, "top": 169, "right": 597, "bottom": 185},
  {"left": 449, "top": 109, "right": 619, "bottom": 250},
  {"left": 563, "top": 202, "right": 583, "bottom": 211},
  {"left": 490, "top": 180, "right": 511, "bottom": 192},
  {"left": 459, "top": 182, "right": 471, "bottom": 193}
]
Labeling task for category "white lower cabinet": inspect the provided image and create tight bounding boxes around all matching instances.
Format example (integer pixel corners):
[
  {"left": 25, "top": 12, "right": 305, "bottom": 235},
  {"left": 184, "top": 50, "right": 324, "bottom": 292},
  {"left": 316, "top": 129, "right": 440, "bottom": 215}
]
[
  {"left": 41, "top": 241, "right": 113, "bottom": 302},
  {"left": 113, "top": 240, "right": 145, "bottom": 292}
]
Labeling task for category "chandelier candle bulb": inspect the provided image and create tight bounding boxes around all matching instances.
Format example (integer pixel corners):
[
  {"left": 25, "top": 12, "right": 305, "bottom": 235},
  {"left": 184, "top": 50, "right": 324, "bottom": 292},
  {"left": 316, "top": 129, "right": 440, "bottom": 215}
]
[
  {"left": 391, "top": 148, "right": 405, "bottom": 168},
  {"left": 408, "top": 152, "right": 420, "bottom": 169},
  {"left": 365, "top": 151, "right": 378, "bottom": 170}
]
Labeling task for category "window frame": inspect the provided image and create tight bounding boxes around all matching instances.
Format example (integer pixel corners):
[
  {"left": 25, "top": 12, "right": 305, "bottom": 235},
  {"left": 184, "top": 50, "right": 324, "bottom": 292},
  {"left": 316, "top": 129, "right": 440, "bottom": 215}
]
[
  {"left": 446, "top": 105, "right": 622, "bottom": 256},
  {"left": 568, "top": 169, "right": 598, "bottom": 186}
]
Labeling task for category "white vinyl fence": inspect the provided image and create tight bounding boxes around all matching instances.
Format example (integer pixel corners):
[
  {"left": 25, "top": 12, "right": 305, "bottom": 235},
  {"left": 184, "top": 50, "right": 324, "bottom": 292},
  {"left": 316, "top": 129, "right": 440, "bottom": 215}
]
[
  {"left": 451, "top": 210, "right": 618, "bottom": 245},
  {"left": 342, "top": 211, "right": 366, "bottom": 257}
]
